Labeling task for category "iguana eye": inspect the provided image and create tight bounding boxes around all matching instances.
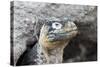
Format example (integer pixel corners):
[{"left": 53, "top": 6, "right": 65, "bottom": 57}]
[{"left": 52, "top": 22, "right": 62, "bottom": 29}]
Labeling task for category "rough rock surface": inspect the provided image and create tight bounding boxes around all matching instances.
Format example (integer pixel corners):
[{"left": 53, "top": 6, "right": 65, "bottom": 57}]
[{"left": 10, "top": 1, "right": 97, "bottom": 65}]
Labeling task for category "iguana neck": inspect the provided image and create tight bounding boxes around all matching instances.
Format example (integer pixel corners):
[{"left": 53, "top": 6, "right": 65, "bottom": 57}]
[
  {"left": 43, "top": 46, "right": 64, "bottom": 64},
  {"left": 37, "top": 42, "right": 69, "bottom": 64}
]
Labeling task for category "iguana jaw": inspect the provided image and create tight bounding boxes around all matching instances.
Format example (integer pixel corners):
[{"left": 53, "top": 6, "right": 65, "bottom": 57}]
[{"left": 47, "top": 29, "right": 78, "bottom": 42}]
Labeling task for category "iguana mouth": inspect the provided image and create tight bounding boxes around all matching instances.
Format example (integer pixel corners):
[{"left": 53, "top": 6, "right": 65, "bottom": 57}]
[{"left": 47, "top": 29, "right": 77, "bottom": 42}]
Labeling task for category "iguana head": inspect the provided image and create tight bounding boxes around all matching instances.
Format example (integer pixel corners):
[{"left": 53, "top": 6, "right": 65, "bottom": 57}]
[{"left": 39, "top": 18, "right": 78, "bottom": 48}]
